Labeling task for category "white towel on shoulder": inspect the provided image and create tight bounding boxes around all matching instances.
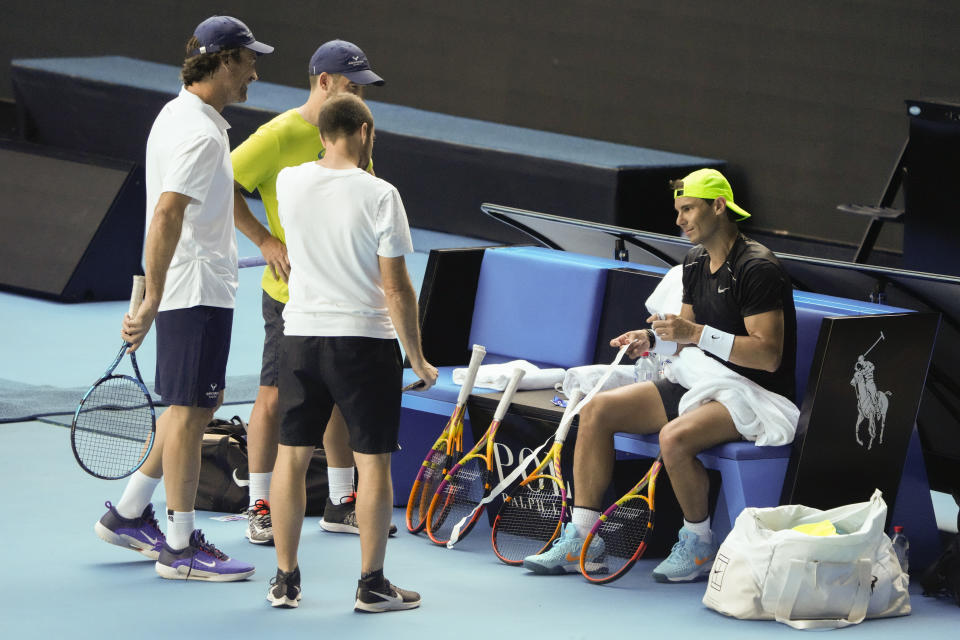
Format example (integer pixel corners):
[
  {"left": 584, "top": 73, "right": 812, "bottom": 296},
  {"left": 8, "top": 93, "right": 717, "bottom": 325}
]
[
  {"left": 664, "top": 347, "right": 799, "bottom": 446},
  {"left": 452, "top": 359, "right": 565, "bottom": 391}
]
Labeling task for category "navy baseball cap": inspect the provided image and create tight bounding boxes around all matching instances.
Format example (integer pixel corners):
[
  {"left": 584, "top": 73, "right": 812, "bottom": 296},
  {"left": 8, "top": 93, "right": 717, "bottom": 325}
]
[
  {"left": 309, "top": 40, "right": 384, "bottom": 86},
  {"left": 191, "top": 16, "right": 274, "bottom": 56}
]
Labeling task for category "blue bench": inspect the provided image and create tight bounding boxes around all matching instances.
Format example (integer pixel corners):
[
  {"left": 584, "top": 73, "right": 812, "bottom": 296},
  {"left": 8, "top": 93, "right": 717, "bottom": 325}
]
[
  {"left": 394, "top": 246, "right": 665, "bottom": 501},
  {"left": 397, "top": 246, "right": 926, "bottom": 543}
]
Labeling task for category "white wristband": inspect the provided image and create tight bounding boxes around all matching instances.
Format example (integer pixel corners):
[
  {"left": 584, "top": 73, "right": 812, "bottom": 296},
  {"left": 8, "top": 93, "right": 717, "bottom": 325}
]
[{"left": 698, "top": 324, "right": 735, "bottom": 361}]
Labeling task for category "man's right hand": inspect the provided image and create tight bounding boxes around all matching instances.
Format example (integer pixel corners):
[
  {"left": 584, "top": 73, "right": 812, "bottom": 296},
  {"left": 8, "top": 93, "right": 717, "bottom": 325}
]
[
  {"left": 410, "top": 358, "right": 439, "bottom": 391},
  {"left": 259, "top": 235, "right": 290, "bottom": 283},
  {"left": 610, "top": 330, "right": 649, "bottom": 359},
  {"left": 121, "top": 301, "right": 159, "bottom": 353}
]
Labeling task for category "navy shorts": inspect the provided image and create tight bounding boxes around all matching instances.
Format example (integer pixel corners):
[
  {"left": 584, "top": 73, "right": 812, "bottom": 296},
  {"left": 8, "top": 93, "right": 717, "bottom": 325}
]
[
  {"left": 277, "top": 336, "right": 402, "bottom": 454},
  {"left": 154, "top": 306, "right": 233, "bottom": 408},
  {"left": 259, "top": 290, "right": 284, "bottom": 387}
]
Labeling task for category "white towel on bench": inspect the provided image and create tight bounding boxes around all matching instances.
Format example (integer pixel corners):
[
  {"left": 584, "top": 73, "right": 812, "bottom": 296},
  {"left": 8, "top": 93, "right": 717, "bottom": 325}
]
[
  {"left": 665, "top": 347, "right": 800, "bottom": 446},
  {"left": 560, "top": 365, "right": 637, "bottom": 398},
  {"left": 452, "top": 359, "right": 565, "bottom": 391}
]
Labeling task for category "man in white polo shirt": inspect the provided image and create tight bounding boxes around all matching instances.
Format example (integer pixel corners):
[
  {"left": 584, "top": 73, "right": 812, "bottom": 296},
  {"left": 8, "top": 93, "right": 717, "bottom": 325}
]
[
  {"left": 266, "top": 93, "right": 437, "bottom": 611},
  {"left": 93, "top": 15, "right": 272, "bottom": 582}
]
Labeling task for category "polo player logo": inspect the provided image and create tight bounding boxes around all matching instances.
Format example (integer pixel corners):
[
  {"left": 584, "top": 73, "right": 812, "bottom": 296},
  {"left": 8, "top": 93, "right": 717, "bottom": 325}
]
[{"left": 851, "top": 332, "right": 892, "bottom": 450}]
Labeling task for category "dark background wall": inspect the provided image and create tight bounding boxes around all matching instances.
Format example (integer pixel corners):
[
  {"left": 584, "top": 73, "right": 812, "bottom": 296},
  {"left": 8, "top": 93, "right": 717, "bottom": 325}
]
[{"left": 3, "top": 0, "right": 959, "bottom": 253}]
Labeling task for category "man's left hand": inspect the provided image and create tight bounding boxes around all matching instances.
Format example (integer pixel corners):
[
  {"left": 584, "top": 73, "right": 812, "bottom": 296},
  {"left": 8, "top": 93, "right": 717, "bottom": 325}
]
[{"left": 647, "top": 313, "right": 701, "bottom": 345}]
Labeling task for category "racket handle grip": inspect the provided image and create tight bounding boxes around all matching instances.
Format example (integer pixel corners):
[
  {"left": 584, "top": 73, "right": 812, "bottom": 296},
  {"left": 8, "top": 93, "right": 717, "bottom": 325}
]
[
  {"left": 129, "top": 275, "right": 146, "bottom": 316},
  {"left": 493, "top": 368, "right": 526, "bottom": 421},
  {"left": 455, "top": 344, "right": 487, "bottom": 406}
]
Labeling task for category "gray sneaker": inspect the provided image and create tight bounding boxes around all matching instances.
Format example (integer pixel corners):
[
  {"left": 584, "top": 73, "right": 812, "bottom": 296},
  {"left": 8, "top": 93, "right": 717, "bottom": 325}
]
[
  {"left": 319, "top": 493, "right": 397, "bottom": 536},
  {"left": 245, "top": 499, "right": 273, "bottom": 545}
]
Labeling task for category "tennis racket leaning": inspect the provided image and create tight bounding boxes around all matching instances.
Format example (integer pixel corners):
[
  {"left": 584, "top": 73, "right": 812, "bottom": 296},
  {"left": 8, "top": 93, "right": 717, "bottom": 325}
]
[
  {"left": 71, "top": 275, "right": 157, "bottom": 480},
  {"left": 580, "top": 454, "right": 663, "bottom": 584},
  {"left": 490, "top": 388, "right": 584, "bottom": 565},
  {"left": 426, "top": 367, "right": 526, "bottom": 545},
  {"left": 405, "top": 344, "right": 486, "bottom": 534}
]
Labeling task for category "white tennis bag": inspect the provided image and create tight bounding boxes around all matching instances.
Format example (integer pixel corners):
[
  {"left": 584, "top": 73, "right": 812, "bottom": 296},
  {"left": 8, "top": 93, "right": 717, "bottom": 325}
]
[{"left": 703, "top": 489, "right": 910, "bottom": 629}]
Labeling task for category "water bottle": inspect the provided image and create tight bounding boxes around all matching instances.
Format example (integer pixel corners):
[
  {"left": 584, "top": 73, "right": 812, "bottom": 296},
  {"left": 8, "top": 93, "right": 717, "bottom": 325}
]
[
  {"left": 634, "top": 352, "right": 661, "bottom": 383},
  {"left": 890, "top": 525, "right": 909, "bottom": 573}
]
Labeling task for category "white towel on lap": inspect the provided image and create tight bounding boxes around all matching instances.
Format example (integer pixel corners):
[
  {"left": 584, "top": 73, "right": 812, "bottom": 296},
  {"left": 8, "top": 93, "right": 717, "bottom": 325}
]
[
  {"left": 452, "top": 360, "right": 566, "bottom": 391},
  {"left": 664, "top": 347, "right": 799, "bottom": 446}
]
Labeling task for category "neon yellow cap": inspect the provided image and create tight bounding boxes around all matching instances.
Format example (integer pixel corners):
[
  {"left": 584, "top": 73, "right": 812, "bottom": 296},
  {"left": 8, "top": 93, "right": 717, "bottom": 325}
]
[{"left": 673, "top": 168, "right": 750, "bottom": 221}]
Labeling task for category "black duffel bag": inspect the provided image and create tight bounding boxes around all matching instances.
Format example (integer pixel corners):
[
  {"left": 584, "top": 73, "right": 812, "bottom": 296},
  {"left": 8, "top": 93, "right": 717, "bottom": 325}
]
[
  {"left": 919, "top": 532, "right": 960, "bottom": 607},
  {"left": 195, "top": 416, "right": 330, "bottom": 515}
]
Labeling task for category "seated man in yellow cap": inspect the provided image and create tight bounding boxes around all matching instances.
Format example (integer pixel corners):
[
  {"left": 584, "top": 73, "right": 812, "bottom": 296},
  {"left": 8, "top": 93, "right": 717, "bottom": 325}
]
[{"left": 523, "top": 168, "right": 797, "bottom": 582}]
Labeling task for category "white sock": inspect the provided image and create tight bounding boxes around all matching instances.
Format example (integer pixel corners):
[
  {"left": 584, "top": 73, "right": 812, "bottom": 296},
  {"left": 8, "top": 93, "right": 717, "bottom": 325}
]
[
  {"left": 166, "top": 510, "right": 195, "bottom": 551},
  {"left": 115, "top": 471, "right": 161, "bottom": 519},
  {"left": 249, "top": 472, "right": 272, "bottom": 507},
  {"left": 327, "top": 466, "right": 355, "bottom": 504},
  {"left": 683, "top": 517, "right": 712, "bottom": 543},
  {"left": 572, "top": 507, "right": 601, "bottom": 539}
]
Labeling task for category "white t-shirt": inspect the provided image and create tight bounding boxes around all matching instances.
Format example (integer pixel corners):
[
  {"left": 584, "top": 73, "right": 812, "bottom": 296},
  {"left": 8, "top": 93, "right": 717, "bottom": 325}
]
[
  {"left": 276, "top": 163, "right": 414, "bottom": 338},
  {"left": 144, "top": 87, "right": 238, "bottom": 311}
]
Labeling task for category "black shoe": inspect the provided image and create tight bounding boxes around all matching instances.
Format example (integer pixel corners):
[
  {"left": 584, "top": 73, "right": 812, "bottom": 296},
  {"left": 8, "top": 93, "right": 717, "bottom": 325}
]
[
  {"left": 267, "top": 567, "right": 302, "bottom": 608},
  {"left": 354, "top": 577, "right": 421, "bottom": 613},
  {"left": 320, "top": 493, "right": 398, "bottom": 536}
]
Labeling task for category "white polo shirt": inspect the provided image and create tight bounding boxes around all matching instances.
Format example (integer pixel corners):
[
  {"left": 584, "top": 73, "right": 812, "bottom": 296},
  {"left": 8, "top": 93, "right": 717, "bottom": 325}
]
[
  {"left": 277, "top": 163, "right": 414, "bottom": 338},
  {"left": 144, "top": 87, "right": 238, "bottom": 311}
]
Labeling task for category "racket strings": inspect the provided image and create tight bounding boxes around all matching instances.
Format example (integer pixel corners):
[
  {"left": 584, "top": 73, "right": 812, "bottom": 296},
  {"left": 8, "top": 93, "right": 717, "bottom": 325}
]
[
  {"left": 409, "top": 448, "right": 451, "bottom": 529},
  {"left": 428, "top": 458, "right": 487, "bottom": 539},
  {"left": 586, "top": 497, "right": 653, "bottom": 578},
  {"left": 492, "top": 481, "right": 565, "bottom": 563},
  {"left": 74, "top": 376, "right": 153, "bottom": 478}
]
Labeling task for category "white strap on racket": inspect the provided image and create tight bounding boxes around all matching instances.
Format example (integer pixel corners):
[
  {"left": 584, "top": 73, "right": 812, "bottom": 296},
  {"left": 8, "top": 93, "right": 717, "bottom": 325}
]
[
  {"left": 447, "top": 343, "right": 632, "bottom": 548},
  {"left": 456, "top": 344, "right": 487, "bottom": 407}
]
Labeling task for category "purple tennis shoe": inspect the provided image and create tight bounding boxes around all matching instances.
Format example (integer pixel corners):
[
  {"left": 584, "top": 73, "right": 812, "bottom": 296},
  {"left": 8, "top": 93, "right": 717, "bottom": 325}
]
[
  {"left": 155, "top": 529, "right": 254, "bottom": 582},
  {"left": 94, "top": 501, "right": 165, "bottom": 560}
]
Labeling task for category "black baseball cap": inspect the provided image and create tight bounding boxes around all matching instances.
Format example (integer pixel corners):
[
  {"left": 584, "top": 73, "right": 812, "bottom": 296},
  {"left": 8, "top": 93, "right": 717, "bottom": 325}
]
[
  {"left": 309, "top": 40, "right": 384, "bottom": 86},
  {"left": 191, "top": 16, "right": 274, "bottom": 56}
]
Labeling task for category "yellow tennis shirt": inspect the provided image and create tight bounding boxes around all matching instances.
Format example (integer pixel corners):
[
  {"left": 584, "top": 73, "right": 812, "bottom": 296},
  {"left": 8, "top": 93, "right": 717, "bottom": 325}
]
[{"left": 232, "top": 108, "right": 373, "bottom": 303}]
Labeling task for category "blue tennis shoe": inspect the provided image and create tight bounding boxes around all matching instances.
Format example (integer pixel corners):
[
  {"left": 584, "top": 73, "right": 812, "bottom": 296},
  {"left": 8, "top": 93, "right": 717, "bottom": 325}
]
[{"left": 652, "top": 526, "right": 717, "bottom": 582}]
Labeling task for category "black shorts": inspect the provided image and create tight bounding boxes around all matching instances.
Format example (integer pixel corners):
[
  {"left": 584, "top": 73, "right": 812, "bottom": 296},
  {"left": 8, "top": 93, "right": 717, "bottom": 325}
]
[
  {"left": 653, "top": 378, "right": 687, "bottom": 421},
  {"left": 259, "top": 290, "right": 285, "bottom": 387},
  {"left": 154, "top": 306, "right": 233, "bottom": 408},
  {"left": 277, "top": 336, "right": 403, "bottom": 454}
]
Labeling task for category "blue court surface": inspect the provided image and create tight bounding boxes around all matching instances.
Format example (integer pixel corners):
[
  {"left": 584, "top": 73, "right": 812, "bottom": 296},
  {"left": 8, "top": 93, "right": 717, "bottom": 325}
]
[{"left": 2, "top": 200, "right": 959, "bottom": 637}]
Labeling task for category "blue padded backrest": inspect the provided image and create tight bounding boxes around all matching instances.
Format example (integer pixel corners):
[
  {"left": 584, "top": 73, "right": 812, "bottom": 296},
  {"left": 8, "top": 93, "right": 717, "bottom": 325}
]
[{"left": 468, "top": 247, "right": 610, "bottom": 368}]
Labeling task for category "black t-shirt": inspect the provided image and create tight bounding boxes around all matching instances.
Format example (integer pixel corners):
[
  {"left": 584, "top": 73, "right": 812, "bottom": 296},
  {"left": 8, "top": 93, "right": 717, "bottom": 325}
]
[{"left": 681, "top": 234, "right": 797, "bottom": 402}]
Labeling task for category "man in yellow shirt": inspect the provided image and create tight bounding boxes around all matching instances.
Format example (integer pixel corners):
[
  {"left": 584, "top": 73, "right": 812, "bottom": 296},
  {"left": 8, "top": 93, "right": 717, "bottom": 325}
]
[{"left": 233, "top": 40, "right": 391, "bottom": 545}]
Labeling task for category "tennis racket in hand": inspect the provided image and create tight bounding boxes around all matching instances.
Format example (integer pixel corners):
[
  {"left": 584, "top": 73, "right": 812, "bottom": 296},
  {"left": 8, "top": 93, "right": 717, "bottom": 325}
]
[
  {"left": 70, "top": 276, "right": 157, "bottom": 480},
  {"left": 580, "top": 454, "right": 663, "bottom": 583},
  {"left": 426, "top": 367, "right": 525, "bottom": 545},
  {"left": 490, "top": 388, "right": 584, "bottom": 565},
  {"left": 405, "top": 344, "right": 486, "bottom": 534}
]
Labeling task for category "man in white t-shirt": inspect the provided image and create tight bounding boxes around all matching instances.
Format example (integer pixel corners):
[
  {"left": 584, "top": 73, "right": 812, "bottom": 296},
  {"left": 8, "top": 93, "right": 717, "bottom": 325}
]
[
  {"left": 93, "top": 15, "right": 272, "bottom": 582},
  {"left": 266, "top": 93, "right": 437, "bottom": 611}
]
